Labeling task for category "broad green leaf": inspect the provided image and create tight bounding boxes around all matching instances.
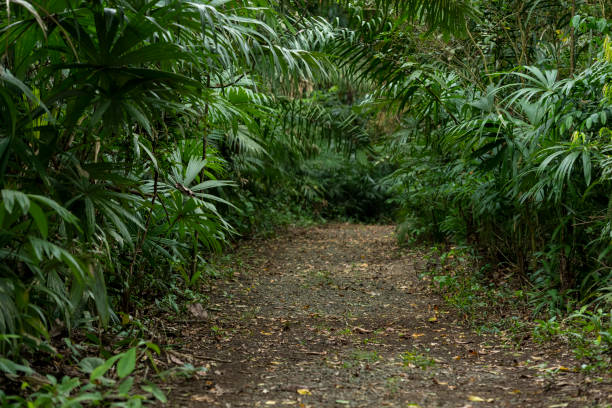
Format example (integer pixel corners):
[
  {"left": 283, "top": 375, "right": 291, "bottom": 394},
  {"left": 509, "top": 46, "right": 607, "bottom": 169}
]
[
  {"left": 29, "top": 195, "right": 79, "bottom": 226},
  {"left": 144, "top": 342, "right": 160, "bottom": 354},
  {"left": 1, "top": 190, "right": 30, "bottom": 214},
  {"left": 0, "top": 68, "right": 52, "bottom": 120},
  {"left": 78, "top": 357, "right": 105, "bottom": 374},
  {"left": 117, "top": 348, "right": 137, "bottom": 379},
  {"left": 90, "top": 354, "right": 121, "bottom": 382},
  {"left": 141, "top": 383, "right": 167, "bottom": 403},
  {"left": 0, "top": 357, "right": 34, "bottom": 376},
  {"left": 118, "top": 376, "right": 134, "bottom": 395},
  {"left": 28, "top": 202, "right": 48, "bottom": 239}
]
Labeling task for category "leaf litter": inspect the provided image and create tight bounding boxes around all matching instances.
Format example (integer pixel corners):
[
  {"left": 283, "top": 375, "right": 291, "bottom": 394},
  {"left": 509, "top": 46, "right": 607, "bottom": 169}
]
[{"left": 157, "top": 224, "right": 611, "bottom": 407}]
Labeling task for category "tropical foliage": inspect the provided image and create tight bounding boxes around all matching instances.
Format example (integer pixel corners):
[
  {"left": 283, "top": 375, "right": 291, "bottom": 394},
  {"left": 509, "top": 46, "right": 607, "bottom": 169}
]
[
  {"left": 379, "top": 1, "right": 612, "bottom": 312},
  {"left": 1, "top": 0, "right": 611, "bottom": 404}
]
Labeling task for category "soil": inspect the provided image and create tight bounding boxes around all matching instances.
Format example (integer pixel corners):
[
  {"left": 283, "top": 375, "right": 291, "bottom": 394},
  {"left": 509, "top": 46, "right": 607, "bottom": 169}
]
[{"left": 157, "top": 223, "right": 611, "bottom": 407}]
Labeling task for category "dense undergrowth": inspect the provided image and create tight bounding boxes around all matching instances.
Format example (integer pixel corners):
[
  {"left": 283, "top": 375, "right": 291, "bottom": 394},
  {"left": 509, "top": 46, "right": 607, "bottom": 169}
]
[
  {"left": 1, "top": 0, "right": 611, "bottom": 405},
  {"left": 379, "top": 0, "right": 612, "bottom": 374},
  {"left": 380, "top": 3, "right": 612, "bottom": 362},
  {"left": 0, "top": 1, "right": 396, "bottom": 404},
  {"left": 422, "top": 245, "right": 611, "bottom": 373}
]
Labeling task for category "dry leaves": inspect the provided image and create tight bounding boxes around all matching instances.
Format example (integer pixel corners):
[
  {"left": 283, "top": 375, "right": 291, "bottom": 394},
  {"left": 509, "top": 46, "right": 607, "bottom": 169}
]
[
  {"left": 187, "top": 303, "right": 208, "bottom": 319},
  {"left": 191, "top": 394, "right": 215, "bottom": 403}
]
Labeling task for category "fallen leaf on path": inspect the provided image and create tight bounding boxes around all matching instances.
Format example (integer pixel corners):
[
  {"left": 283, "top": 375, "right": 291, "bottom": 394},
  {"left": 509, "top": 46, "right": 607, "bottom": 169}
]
[
  {"left": 297, "top": 389, "right": 312, "bottom": 395},
  {"left": 353, "top": 327, "right": 372, "bottom": 334},
  {"left": 168, "top": 354, "right": 185, "bottom": 365},
  {"left": 191, "top": 394, "right": 214, "bottom": 402},
  {"left": 428, "top": 316, "right": 437, "bottom": 322},
  {"left": 210, "top": 384, "right": 227, "bottom": 396},
  {"left": 335, "top": 400, "right": 350, "bottom": 405},
  {"left": 468, "top": 395, "right": 494, "bottom": 403},
  {"left": 556, "top": 366, "right": 571, "bottom": 371},
  {"left": 265, "top": 401, "right": 277, "bottom": 405},
  {"left": 187, "top": 303, "right": 208, "bottom": 319},
  {"left": 548, "top": 404, "right": 569, "bottom": 408}
]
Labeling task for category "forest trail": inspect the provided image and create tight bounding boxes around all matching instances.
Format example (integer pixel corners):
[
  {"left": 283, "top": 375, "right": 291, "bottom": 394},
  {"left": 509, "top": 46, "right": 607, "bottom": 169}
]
[{"left": 162, "top": 224, "right": 611, "bottom": 407}]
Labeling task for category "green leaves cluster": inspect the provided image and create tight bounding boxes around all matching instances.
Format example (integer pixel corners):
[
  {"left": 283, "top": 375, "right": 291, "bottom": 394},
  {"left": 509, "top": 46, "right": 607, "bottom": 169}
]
[
  {"left": 0, "top": 343, "right": 166, "bottom": 407},
  {"left": 0, "top": 0, "right": 334, "bottom": 364},
  {"left": 378, "top": 3, "right": 612, "bottom": 313}
]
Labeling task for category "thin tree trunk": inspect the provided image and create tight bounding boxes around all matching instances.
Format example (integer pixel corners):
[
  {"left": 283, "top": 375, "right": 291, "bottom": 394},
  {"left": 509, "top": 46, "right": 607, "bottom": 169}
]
[
  {"left": 123, "top": 138, "right": 159, "bottom": 310},
  {"left": 570, "top": 0, "right": 576, "bottom": 77},
  {"left": 192, "top": 74, "right": 212, "bottom": 281},
  {"left": 202, "top": 74, "right": 211, "bottom": 163}
]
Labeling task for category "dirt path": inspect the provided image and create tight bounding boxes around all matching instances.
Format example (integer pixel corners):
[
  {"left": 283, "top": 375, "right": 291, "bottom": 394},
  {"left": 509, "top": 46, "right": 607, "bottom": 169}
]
[{"left": 161, "top": 224, "right": 611, "bottom": 407}]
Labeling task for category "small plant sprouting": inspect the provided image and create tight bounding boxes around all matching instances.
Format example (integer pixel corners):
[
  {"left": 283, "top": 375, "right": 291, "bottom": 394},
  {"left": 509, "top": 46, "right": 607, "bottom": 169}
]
[{"left": 401, "top": 349, "right": 436, "bottom": 370}]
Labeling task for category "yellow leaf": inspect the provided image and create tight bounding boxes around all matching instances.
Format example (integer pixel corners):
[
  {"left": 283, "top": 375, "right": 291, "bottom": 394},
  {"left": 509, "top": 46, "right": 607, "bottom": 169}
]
[
  {"left": 468, "top": 395, "right": 485, "bottom": 402},
  {"left": 120, "top": 312, "right": 130, "bottom": 326},
  {"left": 428, "top": 316, "right": 437, "bottom": 322},
  {"left": 261, "top": 331, "right": 273, "bottom": 336},
  {"left": 297, "top": 389, "right": 311, "bottom": 395},
  {"left": 558, "top": 366, "right": 570, "bottom": 371},
  {"left": 265, "top": 401, "right": 277, "bottom": 405}
]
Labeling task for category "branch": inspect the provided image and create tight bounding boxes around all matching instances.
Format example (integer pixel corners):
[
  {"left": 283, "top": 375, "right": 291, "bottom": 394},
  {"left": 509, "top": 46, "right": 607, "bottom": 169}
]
[{"left": 209, "top": 74, "right": 246, "bottom": 89}]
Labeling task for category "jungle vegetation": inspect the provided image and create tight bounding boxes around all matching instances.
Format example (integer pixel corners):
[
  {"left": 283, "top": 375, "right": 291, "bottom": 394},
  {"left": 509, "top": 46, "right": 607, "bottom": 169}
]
[{"left": 0, "top": 0, "right": 610, "bottom": 405}]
